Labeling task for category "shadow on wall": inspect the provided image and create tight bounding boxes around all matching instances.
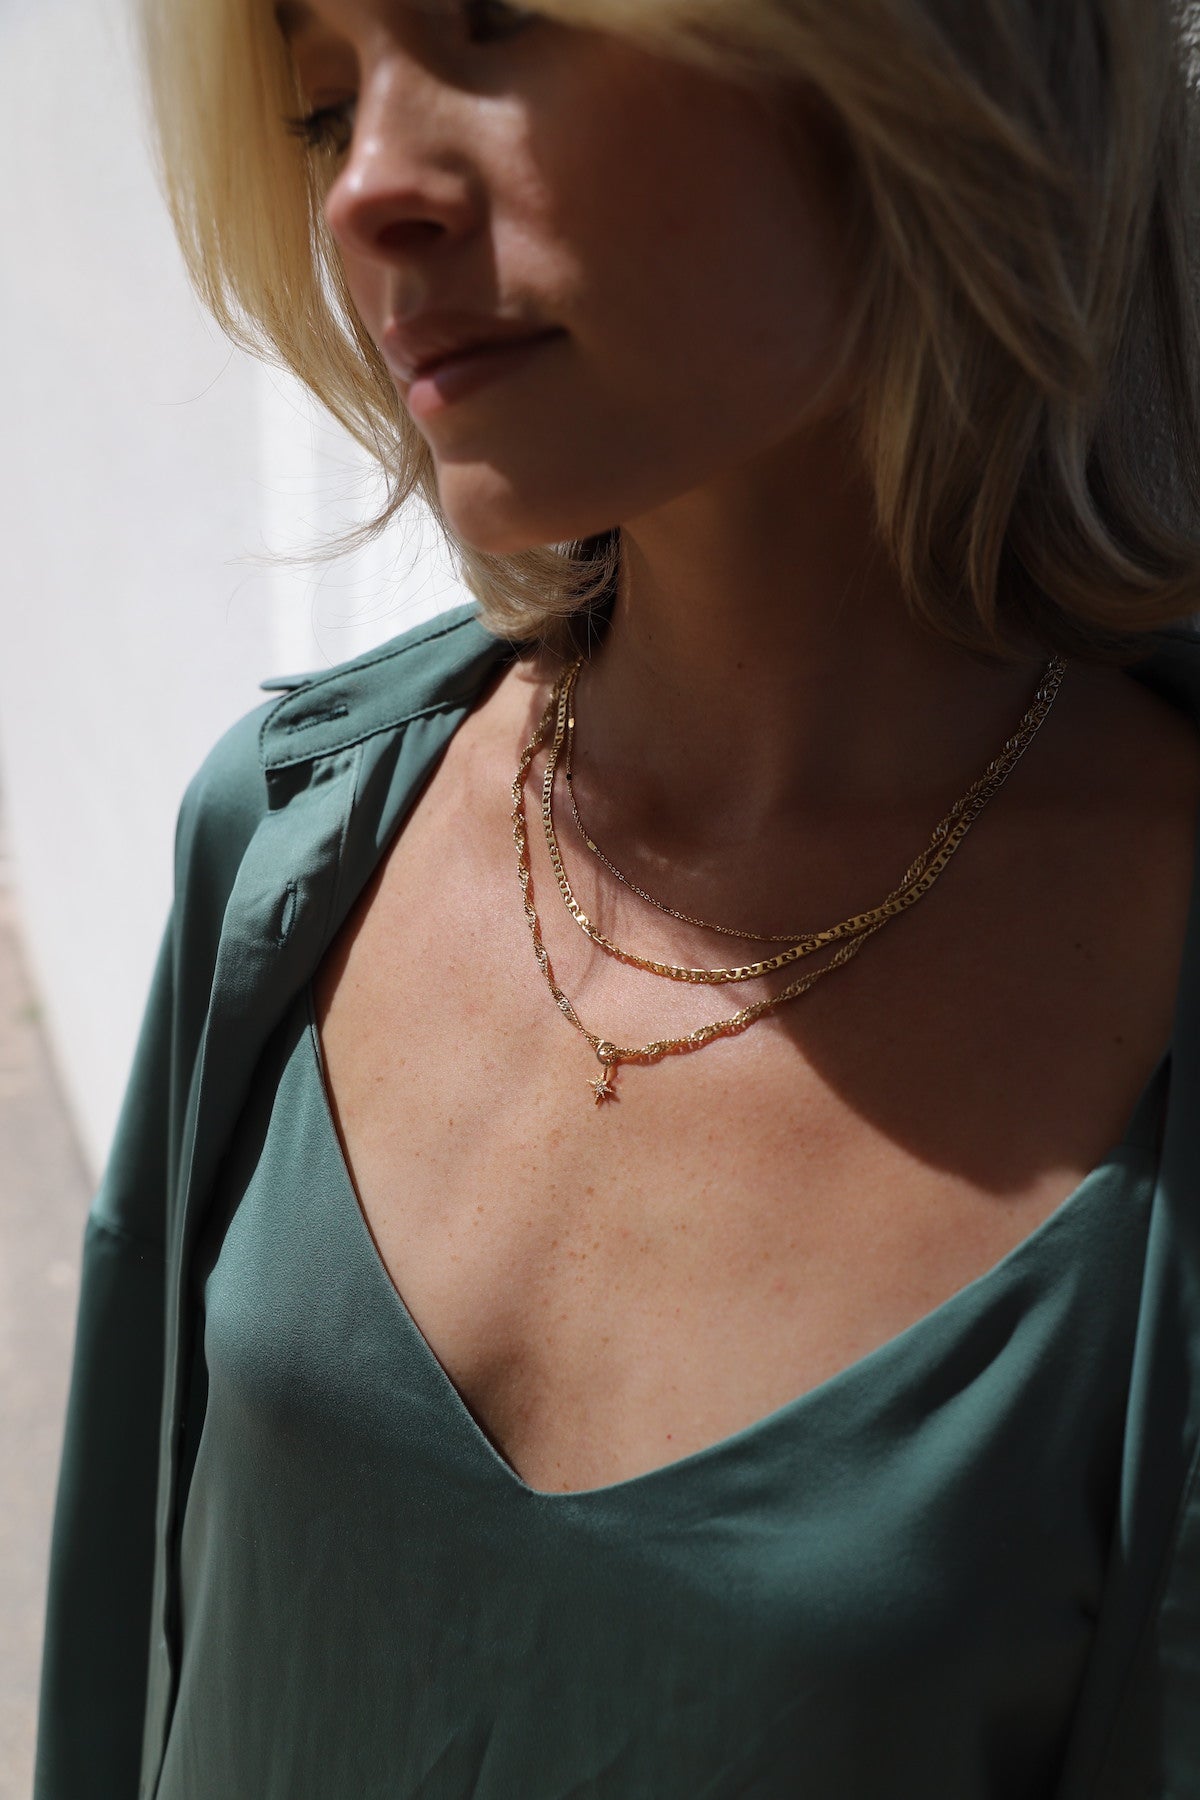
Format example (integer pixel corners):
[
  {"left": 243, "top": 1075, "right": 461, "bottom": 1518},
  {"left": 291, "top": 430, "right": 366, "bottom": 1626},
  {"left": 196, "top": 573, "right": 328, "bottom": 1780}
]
[{"left": 0, "top": 773, "right": 91, "bottom": 1800}]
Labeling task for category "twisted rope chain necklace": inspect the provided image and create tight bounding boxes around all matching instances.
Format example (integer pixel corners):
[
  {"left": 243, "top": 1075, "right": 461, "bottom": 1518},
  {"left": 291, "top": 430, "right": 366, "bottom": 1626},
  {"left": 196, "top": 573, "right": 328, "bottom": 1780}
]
[{"left": 512, "top": 654, "right": 1066, "bottom": 1103}]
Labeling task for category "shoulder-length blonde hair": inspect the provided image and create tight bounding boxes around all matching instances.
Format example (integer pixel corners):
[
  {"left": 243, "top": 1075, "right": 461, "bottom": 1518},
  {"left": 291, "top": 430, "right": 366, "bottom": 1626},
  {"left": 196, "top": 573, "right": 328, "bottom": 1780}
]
[{"left": 140, "top": 0, "right": 1200, "bottom": 660}]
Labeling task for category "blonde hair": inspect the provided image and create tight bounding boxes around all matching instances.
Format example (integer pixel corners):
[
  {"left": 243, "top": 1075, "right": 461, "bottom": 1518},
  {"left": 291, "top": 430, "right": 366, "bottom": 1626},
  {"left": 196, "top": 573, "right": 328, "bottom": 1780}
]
[{"left": 139, "top": 0, "right": 1200, "bottom": 659}]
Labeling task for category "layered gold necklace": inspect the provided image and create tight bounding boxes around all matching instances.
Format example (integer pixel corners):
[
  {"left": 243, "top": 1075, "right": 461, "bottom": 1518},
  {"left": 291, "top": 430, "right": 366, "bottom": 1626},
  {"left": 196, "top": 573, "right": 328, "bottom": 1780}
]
[{"left": 511, "top": 655, "right": 1067, "bottom": 1105}]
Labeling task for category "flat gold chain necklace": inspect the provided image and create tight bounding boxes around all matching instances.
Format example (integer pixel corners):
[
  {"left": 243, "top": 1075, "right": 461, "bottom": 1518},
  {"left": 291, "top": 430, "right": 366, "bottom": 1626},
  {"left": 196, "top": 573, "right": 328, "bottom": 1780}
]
[
  {"left": 511, "top": 655, "right": 1067, "bottom": 1104},
  {"left": 541, "top": 655, "right": 1066, "bottom": 985},
  {"left": 513, "top": 691, "right": 884, "bottom": 1104}
]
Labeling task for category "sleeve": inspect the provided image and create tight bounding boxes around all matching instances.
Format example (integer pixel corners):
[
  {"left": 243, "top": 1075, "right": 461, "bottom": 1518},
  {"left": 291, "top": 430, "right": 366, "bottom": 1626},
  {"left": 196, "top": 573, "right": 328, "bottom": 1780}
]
[
  {"left": 30, "top": 690, "right": 291, "bottom": 1797},
  {"left": 31, "top": 909, "right": 177, "bottom": 1800}
]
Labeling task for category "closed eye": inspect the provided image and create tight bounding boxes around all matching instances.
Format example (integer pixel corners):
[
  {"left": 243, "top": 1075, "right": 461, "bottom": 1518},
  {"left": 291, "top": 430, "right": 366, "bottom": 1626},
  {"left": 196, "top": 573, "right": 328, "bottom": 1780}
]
[
  {"left": 463, "top": 0, "right": 539, "bottom": 43},
  {"left": 286, "top": 98, "right": 356, "bottom": 155},
  {"left": 282, "top": 0, "right": 542, "bottom": 154}
]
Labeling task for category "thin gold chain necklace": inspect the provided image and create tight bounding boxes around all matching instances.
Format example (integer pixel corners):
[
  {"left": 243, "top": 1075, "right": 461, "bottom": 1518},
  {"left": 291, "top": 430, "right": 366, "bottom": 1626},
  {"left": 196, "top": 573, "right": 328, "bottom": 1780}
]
[
  {"left": 511, "top": 655, "right": 1067, "bottom": 1104},
  {"left": 513, "top": 688, "right": 884, "bottom": 1105},
  {"left": 564, "top": 685, "right": 815, "bottom": 944},
  {"left": 540, "top": 654, "right": 1066, "bottom": 986}
]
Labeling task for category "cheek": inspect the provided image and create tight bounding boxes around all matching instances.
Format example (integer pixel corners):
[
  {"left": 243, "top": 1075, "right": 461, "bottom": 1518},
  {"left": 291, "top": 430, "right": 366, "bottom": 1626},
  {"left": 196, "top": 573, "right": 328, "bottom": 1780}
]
[
  {"left": 339, "top": 251, "right": 388, "bottom": 335},
  {"left": 545, "top": 72, "right": 852, "bottom": 436},
  {"left": 429, "top": 78, "right": 857, "bottom": 553}
]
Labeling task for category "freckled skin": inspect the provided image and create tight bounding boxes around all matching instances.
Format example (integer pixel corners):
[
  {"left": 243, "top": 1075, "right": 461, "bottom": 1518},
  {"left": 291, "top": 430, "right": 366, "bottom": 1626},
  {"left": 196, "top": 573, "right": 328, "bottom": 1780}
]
[
  {"left": 288, "top": 2, "right": 1200, "bottom": 1495},
  {"left": 290, "top": 5, "right": 856, "bottom": 561}
]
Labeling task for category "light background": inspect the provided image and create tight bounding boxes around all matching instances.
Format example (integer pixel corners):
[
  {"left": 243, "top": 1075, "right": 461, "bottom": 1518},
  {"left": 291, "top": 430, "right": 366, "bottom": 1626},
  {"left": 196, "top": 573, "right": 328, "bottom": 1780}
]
[{"left": 0, "top": 0, "right": 468, "bottom": 1177}]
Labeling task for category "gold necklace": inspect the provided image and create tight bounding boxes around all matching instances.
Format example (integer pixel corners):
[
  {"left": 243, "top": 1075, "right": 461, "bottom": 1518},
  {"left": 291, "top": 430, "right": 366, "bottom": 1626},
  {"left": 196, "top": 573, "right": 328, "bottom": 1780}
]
[
  {"left": 512, "top": 653, "right": 1067, "bottom": 1104},
  {"left": 512, "top": 688, "right": 886, "bottom": 1105},
  {"left": 565, "top": 691, "right": 813, "bottom": 944},
  {"left": 541, "top": 655, "right": 1066, "bottom": 986}
]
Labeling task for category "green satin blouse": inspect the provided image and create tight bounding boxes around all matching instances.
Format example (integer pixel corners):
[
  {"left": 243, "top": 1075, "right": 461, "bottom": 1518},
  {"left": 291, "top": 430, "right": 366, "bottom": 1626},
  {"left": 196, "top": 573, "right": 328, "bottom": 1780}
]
[{"left": 154, "top": 976, "right": 1165, "bottom": 1798}]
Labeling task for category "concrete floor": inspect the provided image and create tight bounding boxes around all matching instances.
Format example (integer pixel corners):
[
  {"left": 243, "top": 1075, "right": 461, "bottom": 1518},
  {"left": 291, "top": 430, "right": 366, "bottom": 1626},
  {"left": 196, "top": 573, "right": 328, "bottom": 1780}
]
[{"left": 0, "top": 804, "right": 91, "bottom": 1800}]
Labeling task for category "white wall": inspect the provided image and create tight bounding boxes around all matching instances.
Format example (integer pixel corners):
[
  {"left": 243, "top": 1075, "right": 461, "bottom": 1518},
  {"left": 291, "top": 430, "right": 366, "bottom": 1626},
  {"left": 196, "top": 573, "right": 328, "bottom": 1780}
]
[{"left": 0, "top": 0, "right": 468, "bottom": 1177}]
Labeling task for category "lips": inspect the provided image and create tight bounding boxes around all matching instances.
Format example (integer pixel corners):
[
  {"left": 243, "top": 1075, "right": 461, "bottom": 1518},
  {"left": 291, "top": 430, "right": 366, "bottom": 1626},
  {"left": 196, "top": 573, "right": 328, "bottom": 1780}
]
[
  {"left": 402, "top": 329, "right": 565, "bottom": 421},
  {"left": 415, "top": 331, "right": 555, "bottom": 377},
  {"left": 422, "top": 327, "right": 564, "bottom": 376},
  {"left": 380, "top": 313, "right": 563, "bottom": 386}
]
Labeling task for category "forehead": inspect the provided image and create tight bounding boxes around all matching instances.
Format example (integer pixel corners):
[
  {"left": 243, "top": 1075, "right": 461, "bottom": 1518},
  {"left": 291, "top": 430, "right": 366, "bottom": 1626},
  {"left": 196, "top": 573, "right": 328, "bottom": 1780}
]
[{"left": 274, "top": 0, "right": 457, "bottom": 37}]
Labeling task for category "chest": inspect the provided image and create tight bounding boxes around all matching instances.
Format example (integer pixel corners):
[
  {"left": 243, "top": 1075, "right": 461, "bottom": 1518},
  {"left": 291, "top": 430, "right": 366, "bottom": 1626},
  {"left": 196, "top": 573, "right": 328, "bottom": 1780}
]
[
  {"left": 183, "top": 979, "right": 1148, "bottom": 1793},
  {"left": 305, "top": 723, "right": 1185, "bottom": 1495}
]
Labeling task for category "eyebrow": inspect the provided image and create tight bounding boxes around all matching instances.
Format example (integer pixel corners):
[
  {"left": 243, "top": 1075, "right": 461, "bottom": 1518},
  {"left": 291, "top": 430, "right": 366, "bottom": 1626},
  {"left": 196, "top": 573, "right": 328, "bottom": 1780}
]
[
  {"left": 274, "top": 0, "right": 317, "bottom": 40},
  {"left": 275, "top": 0, "right": 452, "bottom": 37}
]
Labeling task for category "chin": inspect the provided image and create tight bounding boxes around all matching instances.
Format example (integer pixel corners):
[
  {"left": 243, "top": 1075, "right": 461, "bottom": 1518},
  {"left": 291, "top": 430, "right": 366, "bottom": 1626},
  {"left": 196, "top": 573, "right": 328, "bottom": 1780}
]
[{"left": 436, "top": 478, "right": 611, "bottom": 559}]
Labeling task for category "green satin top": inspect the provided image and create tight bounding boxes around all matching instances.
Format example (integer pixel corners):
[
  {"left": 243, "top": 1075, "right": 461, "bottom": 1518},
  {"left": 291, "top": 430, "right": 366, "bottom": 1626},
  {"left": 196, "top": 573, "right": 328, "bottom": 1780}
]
[{"left": 153, "top": 971, "right": 1165, "bottom": 1799}]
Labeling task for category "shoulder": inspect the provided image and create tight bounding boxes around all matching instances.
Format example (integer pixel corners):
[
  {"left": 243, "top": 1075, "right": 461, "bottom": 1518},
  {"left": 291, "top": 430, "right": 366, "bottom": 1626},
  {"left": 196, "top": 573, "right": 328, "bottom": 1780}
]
[
  {"left": 1042, "top": 627, "right": 1200, "bottom": 814},
  {"left": 257, "top": 602, "right": 508, "bottom": 769},
  {"left": 1124, "top": 623, "right": 1200, "bottom": 741},
  {"left": 175, "top": 603, "right": 504, "bottom": 874}
]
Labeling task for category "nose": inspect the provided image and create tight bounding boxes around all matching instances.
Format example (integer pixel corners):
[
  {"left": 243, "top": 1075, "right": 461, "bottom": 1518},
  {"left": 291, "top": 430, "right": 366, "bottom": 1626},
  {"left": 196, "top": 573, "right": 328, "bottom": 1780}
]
[{"left": 323, "top": 64, "right": 479, "bottom": 267}]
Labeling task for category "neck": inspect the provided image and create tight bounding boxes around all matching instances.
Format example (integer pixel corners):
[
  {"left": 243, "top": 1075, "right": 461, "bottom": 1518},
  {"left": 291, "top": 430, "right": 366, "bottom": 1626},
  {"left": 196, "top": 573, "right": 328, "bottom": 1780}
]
[{"left": 577, "top": 417, "right": 1047, "bottom": 850}]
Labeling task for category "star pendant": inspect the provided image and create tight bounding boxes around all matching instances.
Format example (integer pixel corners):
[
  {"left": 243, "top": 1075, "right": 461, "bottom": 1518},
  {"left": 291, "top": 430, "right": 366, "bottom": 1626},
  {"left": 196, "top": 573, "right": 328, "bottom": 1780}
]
[{"left": 589, "top": 1066, "right": 618, "bottom": 1105}]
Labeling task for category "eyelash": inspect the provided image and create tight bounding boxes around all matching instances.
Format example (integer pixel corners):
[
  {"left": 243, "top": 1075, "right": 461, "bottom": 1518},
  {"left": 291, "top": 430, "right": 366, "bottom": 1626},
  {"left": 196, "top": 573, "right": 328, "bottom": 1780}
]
[
  {"left": 286, "top": 102, "right": 356, "bottom": 156},
  {"left": 285, "top": 2, "right": 539, "bottom": 155},
  {"left": 462, "top": 0, "right": 538, "bottom": 43}
]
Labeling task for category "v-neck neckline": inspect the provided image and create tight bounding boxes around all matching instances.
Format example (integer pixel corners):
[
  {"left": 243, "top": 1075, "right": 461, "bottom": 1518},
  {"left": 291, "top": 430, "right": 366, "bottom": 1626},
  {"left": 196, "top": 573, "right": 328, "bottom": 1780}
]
[
  {"left": 300, "top": 974, "right": 1167, "bottom": 1506},
  {"left": 281, "top": 627, "right": 1200, "bottom": 1506}
]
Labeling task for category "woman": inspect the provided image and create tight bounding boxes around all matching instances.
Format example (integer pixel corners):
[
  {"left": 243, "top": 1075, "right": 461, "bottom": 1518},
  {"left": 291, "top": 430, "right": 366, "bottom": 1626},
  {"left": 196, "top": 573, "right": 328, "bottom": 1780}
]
[{"left": 34, "top": 0, "right": 1200, "bottom": 1794}]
